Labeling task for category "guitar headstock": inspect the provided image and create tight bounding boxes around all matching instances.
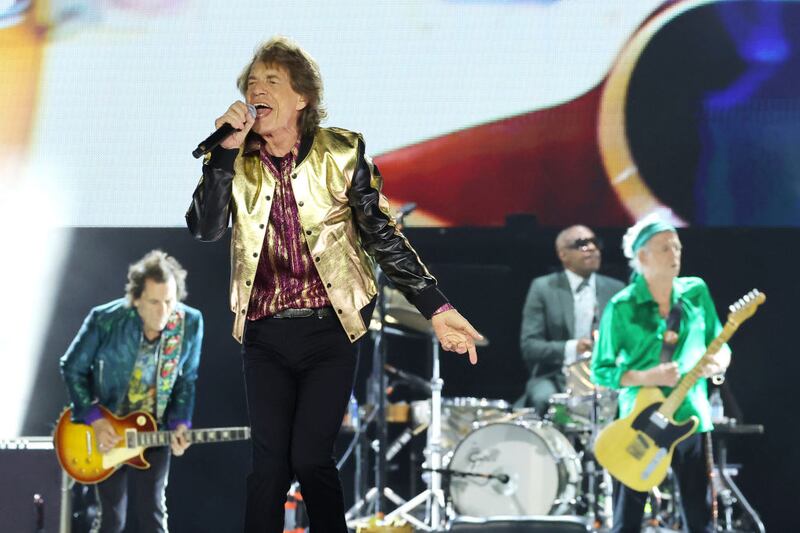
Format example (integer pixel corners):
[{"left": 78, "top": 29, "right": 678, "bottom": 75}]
[{"left": 726, "top": 289, "right": 766, "bottom": 326}]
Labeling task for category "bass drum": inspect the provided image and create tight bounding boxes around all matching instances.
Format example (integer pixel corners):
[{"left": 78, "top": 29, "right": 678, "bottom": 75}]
[{"left": 447, "top": 421, "right": 581, "bottom": 517}]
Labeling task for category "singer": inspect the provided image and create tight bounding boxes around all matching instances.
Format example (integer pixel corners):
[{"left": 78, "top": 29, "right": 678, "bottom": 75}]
[{"left": 185, "top": 36, "right": 483, "bottom": 533}]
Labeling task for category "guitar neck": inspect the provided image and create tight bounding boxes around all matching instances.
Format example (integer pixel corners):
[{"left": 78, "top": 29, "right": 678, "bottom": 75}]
[
  {"left": 658, "top": 321, "right": 735, "bottom": 417},
  {"left": 130, "top": 427, "right": 251, "bottom": 448}
]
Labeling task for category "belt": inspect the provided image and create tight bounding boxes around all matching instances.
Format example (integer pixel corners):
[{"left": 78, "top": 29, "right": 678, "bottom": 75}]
[{"left": 270, "top": 307, "right": 334, "bottom": 319}]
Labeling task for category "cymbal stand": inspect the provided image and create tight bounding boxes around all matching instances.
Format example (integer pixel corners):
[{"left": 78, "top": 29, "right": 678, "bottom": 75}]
[{"left": 384, "top": 334, "right": 446, "bottom": 531}]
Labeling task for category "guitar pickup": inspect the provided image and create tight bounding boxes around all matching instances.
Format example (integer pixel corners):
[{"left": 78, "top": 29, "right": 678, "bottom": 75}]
[
  {"left": 125, "top": 429, "right": 137, "bottom": 448},
  {"left": 649, "top": 411, "right": 668, "bottom": 429},
  {"left": 626, "top": 434, "right": 651, "bottom": 460}
]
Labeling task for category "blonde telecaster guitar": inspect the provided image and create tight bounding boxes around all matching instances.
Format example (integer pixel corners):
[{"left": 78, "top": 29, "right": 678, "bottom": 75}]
[
  {"left": 54, "top": 406, "right": 250, "bottom": 484},
  {"left": 594, "top": 290, "right": 765, "bottom": 492}
]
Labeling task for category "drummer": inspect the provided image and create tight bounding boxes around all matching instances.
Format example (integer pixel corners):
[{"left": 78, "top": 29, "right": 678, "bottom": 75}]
[{"left": 518, "top": 225, "right": 624, "bottom": 414}]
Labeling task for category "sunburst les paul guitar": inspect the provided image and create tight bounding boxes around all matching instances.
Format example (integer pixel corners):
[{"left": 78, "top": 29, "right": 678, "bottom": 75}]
[
  {"left": 54, "top": 406, "right": 250, "bottom": 484},
  {"left": 593, "top": 289, "right": 765, "bottom": 492}
]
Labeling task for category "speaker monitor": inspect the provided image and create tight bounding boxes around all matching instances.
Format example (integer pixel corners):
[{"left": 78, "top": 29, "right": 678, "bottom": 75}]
[
  {"left": 0, "top": 440, "right": 63, "bottom": 533},
  {"left": 449, "top": 515, "right": 592, "bottom": 533}
]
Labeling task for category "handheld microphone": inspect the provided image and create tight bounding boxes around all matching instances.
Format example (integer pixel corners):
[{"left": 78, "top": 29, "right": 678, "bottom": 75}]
[{"left": 192, "top": 104, "right": 256, "bottom": 159}]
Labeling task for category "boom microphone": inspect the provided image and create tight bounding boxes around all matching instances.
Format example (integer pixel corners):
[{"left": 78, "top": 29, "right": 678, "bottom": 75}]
[
  {"left": 192, "top": 104, "right": 256, "bottom": 159},
  {"left": 384, "top": 363, "right": 431, "bottom": 394}
]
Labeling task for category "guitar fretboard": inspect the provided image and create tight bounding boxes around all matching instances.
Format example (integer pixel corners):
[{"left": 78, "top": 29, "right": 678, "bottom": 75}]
[
  {"left": 658, "top": 290, "right": 764, "bottom": 418},
  {"left": 658, "top": 322, "right": 735, "bottom": 417},
  {"left": 129, "top": 427, "right": 250, "bottom": 448}
]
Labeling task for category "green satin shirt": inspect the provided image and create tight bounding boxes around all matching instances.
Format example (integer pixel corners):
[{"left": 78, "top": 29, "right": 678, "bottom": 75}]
[{"left": 591, "top": 275, "right": 730, "bottom": 433}]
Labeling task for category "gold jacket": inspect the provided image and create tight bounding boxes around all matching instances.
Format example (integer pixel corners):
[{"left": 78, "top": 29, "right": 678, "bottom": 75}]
[{"left": 187, "top": 127, "right": 447, "bottom": 343}]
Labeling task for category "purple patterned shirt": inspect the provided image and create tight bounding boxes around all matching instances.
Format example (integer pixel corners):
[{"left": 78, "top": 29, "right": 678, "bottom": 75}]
[{"left": 247, "top": 140, "right": 330, "bottom": 320}]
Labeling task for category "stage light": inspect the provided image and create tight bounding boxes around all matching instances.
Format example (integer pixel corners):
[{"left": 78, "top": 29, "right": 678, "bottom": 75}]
[{"left": 0, "top": 174, "right": 71, "bottom": 437}]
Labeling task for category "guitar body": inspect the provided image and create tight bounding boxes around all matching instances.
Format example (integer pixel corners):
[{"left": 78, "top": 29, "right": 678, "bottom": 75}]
[
  {"left": 594, "top": 387, "right": 698, "bottom": 492},
  {"left": 54, "top": 406, "right": 155, "bottom": 484}
]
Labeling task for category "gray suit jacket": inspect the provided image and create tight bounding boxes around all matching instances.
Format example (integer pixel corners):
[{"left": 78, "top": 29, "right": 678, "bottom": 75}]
[{"left": 519, "top": 271, "right": 624, "bottom": 407}]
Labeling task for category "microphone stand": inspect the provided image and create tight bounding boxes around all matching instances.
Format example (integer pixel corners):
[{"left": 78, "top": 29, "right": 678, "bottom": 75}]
[
  {"left": 422, "top": 468, "right": 510, "bottom": 484},
  {"left": 370, "top": 206, "right": 414, "bottom": 513},
  {"left": 373, "top": 267, "right": 389, "bottom": 515}
]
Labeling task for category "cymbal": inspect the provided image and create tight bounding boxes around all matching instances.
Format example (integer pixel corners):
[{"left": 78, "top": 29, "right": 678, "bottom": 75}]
[
  {"left": 564, "top": 352, "right": 593, "bottom": 367},
  {"left": 384, "top": 307, "right": 432, "bottom": 335}
]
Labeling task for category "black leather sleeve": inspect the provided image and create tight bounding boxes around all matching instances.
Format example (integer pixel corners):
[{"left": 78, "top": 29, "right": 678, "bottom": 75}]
[
  {"left": 347, "top": 139, "right": 448, "bottom": 319},
  {"left": 185, "top": 147, "right": 238, "bottom": 242}
]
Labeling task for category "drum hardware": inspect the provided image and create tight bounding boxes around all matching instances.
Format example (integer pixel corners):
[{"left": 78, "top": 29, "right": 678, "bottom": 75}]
[
  {"left": 345, "top": 388, "right": 424, "bottom": 525},
  {"left": 580, "top": 376, "right": 615, "bottom": 529},
  {"left": 344, "top": 265, "right": 405, "bottom": 523},
  {"left": 349, "top": 298, "right": 471, "bottom": 527},
  {"left": 545, "top": 367, "right": 616, "bottom": 527},
  {"left": 410, "top": 396, "right": 512, "bottom": 457},
  {"left": 541, "top": 337, "right": 621, "bottom": 528},
  {"left": 384, "top": 424, "right": 428, "bottom": 462},
  {"left": 712, "top": 420, "right": 766, "bottom": 533},
  {"left": 348, "top": 234, "right": 463, "bottom": 528},
  {"left": 638, "top": 470, "right": 685, "bottom": 531},
  {"left": 382, "top": 334, "right": 447, "bottom": 531},
  {"left": 359, "top": 201, "right": 417, "bottom": 519}
]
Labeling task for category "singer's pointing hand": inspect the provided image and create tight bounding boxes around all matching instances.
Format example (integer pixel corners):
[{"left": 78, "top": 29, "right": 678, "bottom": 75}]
[
  {"left": 431, "top": 309, "right": 483, "bottom": 365},
  {"left": 216, "top": 101, "right": 255, "bottom": 150}
]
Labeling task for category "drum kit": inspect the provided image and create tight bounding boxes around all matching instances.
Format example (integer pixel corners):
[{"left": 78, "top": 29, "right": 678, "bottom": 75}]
[{"left": 343, "top": 285, "right": 620, "bottom": 531}]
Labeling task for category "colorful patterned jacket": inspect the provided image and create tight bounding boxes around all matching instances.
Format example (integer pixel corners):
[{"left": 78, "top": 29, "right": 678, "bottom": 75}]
[{"left": 60, "top": 298, "right": 204, "bottom": 429}]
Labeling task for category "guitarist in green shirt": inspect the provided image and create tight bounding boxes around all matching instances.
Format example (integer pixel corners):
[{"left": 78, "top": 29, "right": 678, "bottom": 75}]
[{"left": 591, "top": 216, "right": 730, "bottom": 533}]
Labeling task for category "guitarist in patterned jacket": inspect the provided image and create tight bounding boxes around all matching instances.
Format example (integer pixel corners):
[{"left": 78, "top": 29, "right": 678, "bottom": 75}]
[
  {"left": 591, "top": 216, "right": 730, "bottom": 533},
  {"left": 60, "top": 250, "right": 204, "bottom": 533}
]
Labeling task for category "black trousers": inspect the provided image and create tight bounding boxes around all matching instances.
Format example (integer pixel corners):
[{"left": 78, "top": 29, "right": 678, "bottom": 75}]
[
  {"left": 93, "top": 447, "right": 170, "bottom": 533},
  {"left": 612, "top": 432, "right": 713, "bottom": 533},
  {"left": 242, "top": 312, "right": 359, "bottom": 533}
]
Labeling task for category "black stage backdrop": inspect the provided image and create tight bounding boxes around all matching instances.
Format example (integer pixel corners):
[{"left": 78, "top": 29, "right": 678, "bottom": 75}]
[{"left": 24, "top": 223, "right": 793, "bottom": 532}]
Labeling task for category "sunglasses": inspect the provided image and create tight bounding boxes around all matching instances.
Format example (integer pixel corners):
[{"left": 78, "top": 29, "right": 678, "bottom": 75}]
[{"left": 567, "top": 237, "right": 603, "bottom": 251}]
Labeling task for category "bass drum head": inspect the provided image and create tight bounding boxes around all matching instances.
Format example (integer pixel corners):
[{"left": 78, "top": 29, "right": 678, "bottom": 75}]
[{"left": 448, "top": 422, "right": 580, "bottom": 517}]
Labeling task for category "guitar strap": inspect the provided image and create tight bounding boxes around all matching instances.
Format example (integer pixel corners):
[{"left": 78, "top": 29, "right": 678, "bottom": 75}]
[
  {"left": 659, "top": 300, "right": 718, "bottom": 524},
  {"left": 659, "top": 302, "right": 683, "bottom": 363},
  {"left": 706, "top": 431, "right": 719, "bottom": 528}
]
